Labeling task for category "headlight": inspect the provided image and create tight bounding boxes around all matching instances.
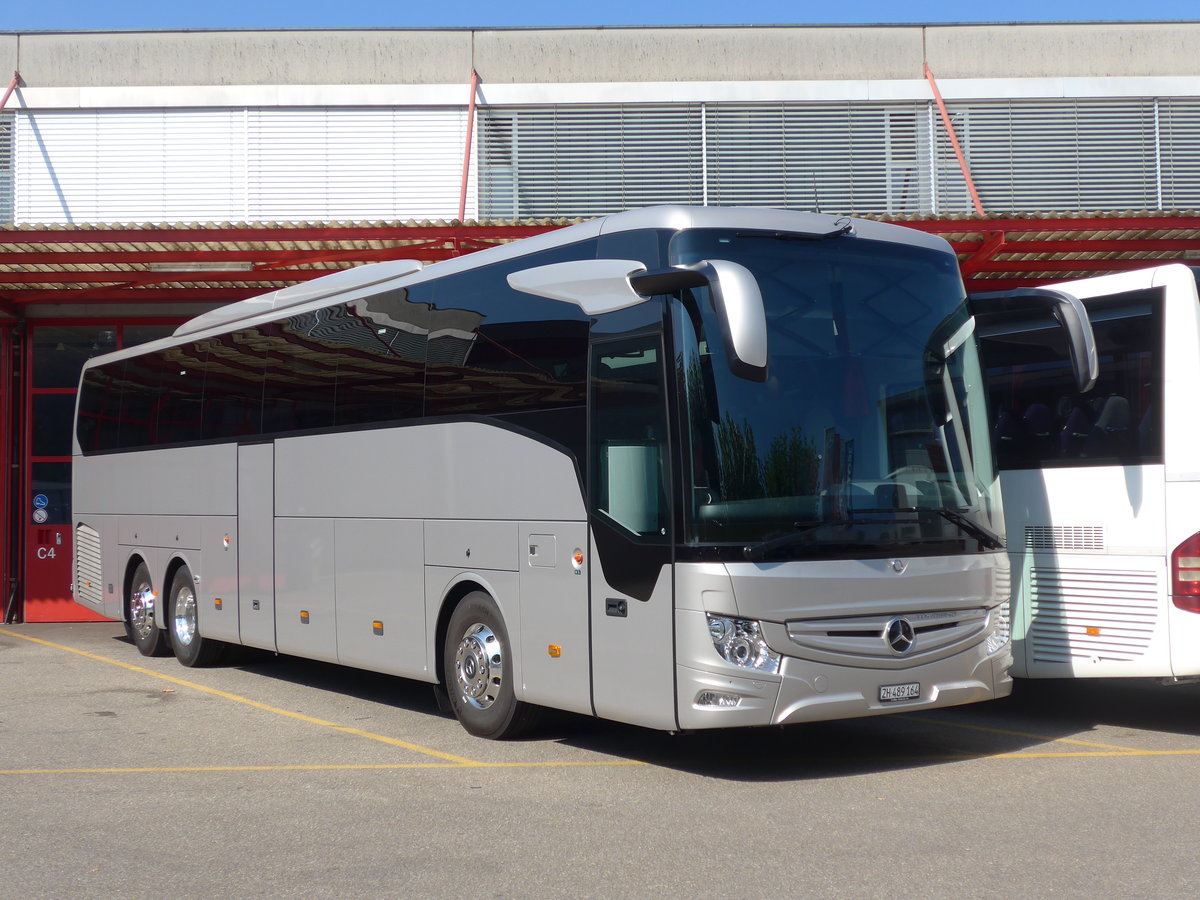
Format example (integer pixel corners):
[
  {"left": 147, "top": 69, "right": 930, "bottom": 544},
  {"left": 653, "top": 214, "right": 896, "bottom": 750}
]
[
  {"left": 985, "top": 600, "right": 1011, "bottom": 655},
  {"left": 707, "top": 615, "right": 781, "bottom": 674}
]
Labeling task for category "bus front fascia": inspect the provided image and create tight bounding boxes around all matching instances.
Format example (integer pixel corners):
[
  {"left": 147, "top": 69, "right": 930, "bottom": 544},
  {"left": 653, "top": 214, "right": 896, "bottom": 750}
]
[{"left": 507, "top": 257, "right": 768, "bottom": 383}]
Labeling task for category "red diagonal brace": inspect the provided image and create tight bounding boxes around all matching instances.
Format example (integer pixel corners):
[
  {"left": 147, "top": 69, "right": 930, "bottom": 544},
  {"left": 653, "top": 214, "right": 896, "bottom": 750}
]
[
  {"left": 924, "top": 64, "right": 985, "bottom": 217},
  {"left": 959, "top": 231, "right": 1007, "bottom": 277},
  {"left": 458, "top": 69, "right": 480, "bottom": 223},
  {"left": 0, "top": 71, "right": 20, "bottom": 112}
]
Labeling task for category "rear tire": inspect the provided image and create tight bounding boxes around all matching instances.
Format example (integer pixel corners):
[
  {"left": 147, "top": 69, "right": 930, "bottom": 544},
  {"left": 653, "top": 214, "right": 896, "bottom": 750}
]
[
  {"left": 443, "top": 591, "right": 540, "bottom": 739},
  {"left": 167, "top": 565, "right": 223, "bottom": 667},
  {"left": 128, "top": 562, "right": 170, "bottom": 657}
]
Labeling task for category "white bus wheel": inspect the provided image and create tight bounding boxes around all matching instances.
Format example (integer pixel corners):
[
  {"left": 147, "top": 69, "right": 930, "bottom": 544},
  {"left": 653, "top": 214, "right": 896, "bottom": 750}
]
[
  {"left": 443, "top": 591, "right": 540, "bottom": 740},
  {"left": 167, "top": 565, "right": 223, "bottom": 667},
  {"left": 128, "top": 562, "right": 170, "bottom": 657}
]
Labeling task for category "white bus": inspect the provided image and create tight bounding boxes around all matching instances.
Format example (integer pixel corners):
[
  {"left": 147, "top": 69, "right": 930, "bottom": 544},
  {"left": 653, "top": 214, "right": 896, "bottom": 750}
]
[
  {"left": 981, "top": 264, "right": 1200, "bottom": 680},
  {"left": 73, "top": 206, "right": 1051, "bottom": 738}
]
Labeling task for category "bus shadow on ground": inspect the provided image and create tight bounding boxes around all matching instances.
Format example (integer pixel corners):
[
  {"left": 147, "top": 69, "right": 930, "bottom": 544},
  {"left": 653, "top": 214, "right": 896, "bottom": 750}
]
[
  {"left": 118, "top": 633, "right": 1200, "bottom": 781},
  {"left": 988, "top": 676, "right": 1200, "bottom": 739},
  {"left": 547, "top": 677, "right": 1200, "bottom": 780}
]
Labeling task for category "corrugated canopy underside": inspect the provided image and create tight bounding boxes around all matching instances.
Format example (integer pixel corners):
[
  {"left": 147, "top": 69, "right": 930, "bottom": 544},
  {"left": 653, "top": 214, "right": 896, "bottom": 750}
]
[{"left": 3, "top": 211, "right": 1199, "bottom": 316}]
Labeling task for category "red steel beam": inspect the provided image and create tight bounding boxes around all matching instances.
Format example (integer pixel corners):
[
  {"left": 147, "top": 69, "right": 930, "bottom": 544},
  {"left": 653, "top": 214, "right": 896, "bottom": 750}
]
[
  {"left": 958, "top": 231, "right": 1007, "bottom": 277},
  {"left": 0, "top": 224, "right": 553, "bottom": 245},
  {"left": 0, "top": 248, "right": 407, "bottom": 266},
  {"left": 5, "top": 287, "right": 265, "bottom": 305},
  {"left": 946, "top": 238, "right": 1200, "bottom": 254},
  {"left": 964, "top": 257, "right": 1185, "bottom": 274},
  {"left": 904, "top": 216, "right": 1200, "bottom": 233},
  {"left": 0, "top": 269, "right": 331, "bottom": 285}
]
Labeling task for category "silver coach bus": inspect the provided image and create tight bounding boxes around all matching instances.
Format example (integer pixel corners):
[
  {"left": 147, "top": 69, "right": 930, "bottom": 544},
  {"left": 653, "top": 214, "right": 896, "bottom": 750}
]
[{"left": 73, "top": 206, "right": 1055, "bottom": 739}]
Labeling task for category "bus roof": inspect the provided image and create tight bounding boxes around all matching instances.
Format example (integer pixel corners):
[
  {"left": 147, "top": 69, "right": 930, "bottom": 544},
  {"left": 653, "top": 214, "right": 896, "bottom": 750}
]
[{"left": 79, "top": 205, "right": 953, "bottom": 367}]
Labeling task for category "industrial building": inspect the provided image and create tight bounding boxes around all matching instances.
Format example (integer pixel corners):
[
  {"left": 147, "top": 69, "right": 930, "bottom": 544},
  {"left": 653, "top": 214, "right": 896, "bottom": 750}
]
[{"left": 3, "top": 21, "right": 1200, "bottom": 621}]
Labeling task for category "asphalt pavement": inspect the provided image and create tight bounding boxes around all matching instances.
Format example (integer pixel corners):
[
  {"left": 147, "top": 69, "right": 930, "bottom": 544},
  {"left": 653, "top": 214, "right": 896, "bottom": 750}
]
[{"left": 2, "top": 622, "right": 1198, "bottom": 899}]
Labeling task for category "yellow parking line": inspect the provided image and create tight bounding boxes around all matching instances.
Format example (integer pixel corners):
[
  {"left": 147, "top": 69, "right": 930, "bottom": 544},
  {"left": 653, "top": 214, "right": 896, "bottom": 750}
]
[
  {"left": 0, "top": 627, "right": 480, "bottom": 766},
  {"left": 0, "top": 760, "right": 647, "bottom": 776},
  {"left": 903, "top": 714, "right": 1145, "bottom": 753},
  {"left": 994, "top": 749, "right": 1200, "bottom": 759}
]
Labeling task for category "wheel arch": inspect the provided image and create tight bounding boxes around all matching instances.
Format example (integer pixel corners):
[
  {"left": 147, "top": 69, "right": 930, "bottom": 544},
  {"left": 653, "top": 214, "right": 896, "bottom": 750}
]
[
  {"left": 121, "top": 553, "right": 150, "bottom": 625},
  {"left": 434, "top": 577, "right": 491, "bottom": 689},
  {"left": 161, "top": 555, "right": 193, "bottom": 629}
]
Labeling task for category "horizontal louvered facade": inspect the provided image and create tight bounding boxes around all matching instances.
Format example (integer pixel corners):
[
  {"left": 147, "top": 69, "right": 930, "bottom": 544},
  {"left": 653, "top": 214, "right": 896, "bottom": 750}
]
[
  {"left": 0, "top": 112, "right": 11, "bottom": 223},
  {"left": 10, "top": 107, "right": 475, "bottom": 224},
  {"left": 4, "top": 94, "right": 1200, "bottom": 225},
  {"left": 479, "top": 97, "right": 1200, "bottom": 220}
]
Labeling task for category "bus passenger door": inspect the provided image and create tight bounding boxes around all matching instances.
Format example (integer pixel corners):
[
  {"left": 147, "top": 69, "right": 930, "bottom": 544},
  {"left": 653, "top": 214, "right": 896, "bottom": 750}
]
[
  {"left": 238, "top": 442, "right": 276, "bottom": 651},
  {"left": 588, "top": 335, "right": 677, "bottom": 730}
]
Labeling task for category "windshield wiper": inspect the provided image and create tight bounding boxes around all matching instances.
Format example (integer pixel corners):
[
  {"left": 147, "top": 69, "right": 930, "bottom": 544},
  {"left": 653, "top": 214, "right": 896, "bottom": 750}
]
[
  {"left": 928, "top": 508, "right": 1005, "bottom": 550},
  {"left": 741, "top": 506, "right": 1004, "bottom": 561},
  {"left": 742, "top": 522, "right": 828, "bottom": 561}
]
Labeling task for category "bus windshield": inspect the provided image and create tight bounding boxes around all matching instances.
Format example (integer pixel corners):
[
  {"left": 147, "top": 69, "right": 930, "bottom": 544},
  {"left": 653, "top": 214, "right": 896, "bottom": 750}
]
[{"left": 670, "top": 228, "right": 999, "bottom": 559}]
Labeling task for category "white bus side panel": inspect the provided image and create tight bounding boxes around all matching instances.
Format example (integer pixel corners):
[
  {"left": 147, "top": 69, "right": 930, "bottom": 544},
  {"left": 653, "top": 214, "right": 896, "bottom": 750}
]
[
  {"left": 1004, "top": 465, "right": 1169, "bottom": 678},
  {"left": 273, "top": 422, "right": 588, "bottom": 699},
  {"left": 74, "top": 445, "right": 238, "bottom": 626},
  {"left": 273, "top": 423, "right": 586, "bottom": 522},
  {"left": 336, "top": 518, "right": 427, "bottom": 679},
  {"left": 237, "top": 443, "right": 274, "bottom": 650},
  {"left": 1157, "top": 266, "right": 1200, "bottom": 676},
  {"left": 518, "top": 521, "right": 591, "bottom": 715},
  {"left": 198, "top": 516, "right": 240, "bottom": 643},
  {"left": 74, "top": 444, "right": 238, "bottom": 517},
  {"left": 275, "top": 517, "right": 338, "bottom": 663}
]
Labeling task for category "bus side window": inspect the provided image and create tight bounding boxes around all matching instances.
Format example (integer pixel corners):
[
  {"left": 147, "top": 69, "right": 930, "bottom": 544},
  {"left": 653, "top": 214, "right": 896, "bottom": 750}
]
[{"left": 590, "top": 336, "right": 669, "bottom": 543}]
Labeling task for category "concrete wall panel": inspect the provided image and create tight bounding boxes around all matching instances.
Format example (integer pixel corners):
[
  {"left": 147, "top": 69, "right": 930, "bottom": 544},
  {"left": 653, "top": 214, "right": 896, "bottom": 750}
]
[
  {"left": 925, "top": 23, "right": 1200, "bottom": 79},
  {"left": 8, "top": 30, "right": 473, "bottom": 87},
  {"left": 472, "top": 26, "right": 925, "bottom": 84},
  {"left": 3, "top": 23, "right": 1200, "bottom": 91},
  {"left": 0, "top": 35, "right": 17, "bottom": 79}
]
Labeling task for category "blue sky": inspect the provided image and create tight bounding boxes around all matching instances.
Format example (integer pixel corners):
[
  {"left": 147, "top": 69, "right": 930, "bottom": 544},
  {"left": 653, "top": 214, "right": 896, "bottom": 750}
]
[{"left": 5, "top": 1, "right": 1198, "bottom": 31}]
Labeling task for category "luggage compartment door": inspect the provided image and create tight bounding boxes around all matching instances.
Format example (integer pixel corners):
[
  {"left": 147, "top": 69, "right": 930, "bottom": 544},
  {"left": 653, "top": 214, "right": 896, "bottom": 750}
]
[{"left": 238, "top": 442, "right": 276, "bottom": 651}]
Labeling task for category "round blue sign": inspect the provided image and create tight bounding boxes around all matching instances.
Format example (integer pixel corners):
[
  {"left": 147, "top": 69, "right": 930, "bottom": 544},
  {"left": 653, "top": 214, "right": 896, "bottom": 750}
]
[{"left": 33, "top": 493, "right": 49, "bottom": 510}]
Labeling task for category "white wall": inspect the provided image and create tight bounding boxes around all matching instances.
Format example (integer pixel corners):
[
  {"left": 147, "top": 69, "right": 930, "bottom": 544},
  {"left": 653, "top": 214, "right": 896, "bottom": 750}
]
[{"left": 14, "top": 106, "right": 477, "bottom": 224}]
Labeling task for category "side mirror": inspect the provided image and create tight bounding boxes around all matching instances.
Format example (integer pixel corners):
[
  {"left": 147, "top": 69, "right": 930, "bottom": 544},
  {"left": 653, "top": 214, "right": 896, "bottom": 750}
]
[
  {"left": 970, "top": 286, "right": 1099, "bottom": 393},
  {"left": 507, "top": 258, "right": 649, "bottom": 314},
  {"left": 630, "top": 260, "right": 768, "bottom": 383}
]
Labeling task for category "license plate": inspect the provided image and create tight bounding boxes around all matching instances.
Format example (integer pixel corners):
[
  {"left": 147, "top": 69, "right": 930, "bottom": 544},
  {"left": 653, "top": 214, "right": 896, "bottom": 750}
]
[{"left": 879, "top": 682, "right": 920, "bottom": 702}]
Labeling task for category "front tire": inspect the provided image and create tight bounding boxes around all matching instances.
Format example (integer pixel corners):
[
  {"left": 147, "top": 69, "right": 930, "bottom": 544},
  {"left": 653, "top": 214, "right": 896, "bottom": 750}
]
[
  {"left": 167, "top": 565, "right": 223, "bottom": 667},
  {"left": 128, "top": 562, "right": 170, "bottom": 657},
  {"left": 443, "top": 591, "right": 540, "bottom": 739}
]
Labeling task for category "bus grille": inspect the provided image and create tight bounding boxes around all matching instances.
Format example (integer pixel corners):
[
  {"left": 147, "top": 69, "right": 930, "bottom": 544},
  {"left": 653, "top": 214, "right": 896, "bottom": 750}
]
[
  {"left": 785, "top": 607, "right": 988, "bottom": 663},
  {"left": 1025, "top": 525, "right": 1105, "bottom": 551},
  {"left": 1029, "top": 567, "right": 1158, "bottom": 663},
  {"left": 75, "top": 524, "right": 103, "bottom": 608}
]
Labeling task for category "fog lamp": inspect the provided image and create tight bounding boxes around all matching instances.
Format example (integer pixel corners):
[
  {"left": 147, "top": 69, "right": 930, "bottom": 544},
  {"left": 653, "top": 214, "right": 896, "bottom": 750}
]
[{"left": 696, "top": 691, "right": 741, "bottom": 708}]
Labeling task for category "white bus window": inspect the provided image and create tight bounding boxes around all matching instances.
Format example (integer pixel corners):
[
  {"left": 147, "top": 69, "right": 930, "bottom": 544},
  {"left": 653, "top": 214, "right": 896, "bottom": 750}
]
[{"left": 981, "top": 291, "right": 1162, "bottom": 469}]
